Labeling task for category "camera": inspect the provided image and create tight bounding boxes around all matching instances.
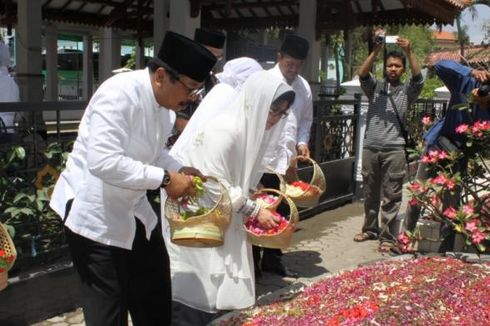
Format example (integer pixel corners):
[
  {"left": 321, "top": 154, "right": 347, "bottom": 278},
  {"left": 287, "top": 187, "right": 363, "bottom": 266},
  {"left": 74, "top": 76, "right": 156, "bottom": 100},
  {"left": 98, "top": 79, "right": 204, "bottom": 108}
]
[
  {"left": 477, "top": 83, "right": 490, "bottom": 97},
  {"left": 374, "top": 33, "right": 398, "bottom": 45}
]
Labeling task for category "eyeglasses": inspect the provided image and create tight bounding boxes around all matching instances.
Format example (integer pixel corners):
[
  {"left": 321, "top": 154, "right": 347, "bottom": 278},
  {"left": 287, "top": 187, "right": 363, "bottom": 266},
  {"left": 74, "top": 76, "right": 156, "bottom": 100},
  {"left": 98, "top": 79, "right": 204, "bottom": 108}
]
[
  {"left": 174, "top": 78, "right": 204, "bottom": 97},
  {"left": 163, "top": 65, "right": 203, "bottom": 97},
  {"left": 269, "top": 104, "right": 290, "bottom": 119}
]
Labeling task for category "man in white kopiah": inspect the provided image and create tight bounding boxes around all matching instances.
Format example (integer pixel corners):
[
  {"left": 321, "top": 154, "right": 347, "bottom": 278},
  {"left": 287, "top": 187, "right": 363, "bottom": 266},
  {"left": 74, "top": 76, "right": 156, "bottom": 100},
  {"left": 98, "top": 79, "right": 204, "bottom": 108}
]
[
  {"left": 163, "top": 71, "right": 295, "bottom": 326},
  {"left": 254, "top": 34, "right": 313, "bottom": 278},
  {"left": 49, "top": 31, "right": 217, "bottom": 326},
  {"left": 0, "top": 40, "right": 20, "bottom": 136}
]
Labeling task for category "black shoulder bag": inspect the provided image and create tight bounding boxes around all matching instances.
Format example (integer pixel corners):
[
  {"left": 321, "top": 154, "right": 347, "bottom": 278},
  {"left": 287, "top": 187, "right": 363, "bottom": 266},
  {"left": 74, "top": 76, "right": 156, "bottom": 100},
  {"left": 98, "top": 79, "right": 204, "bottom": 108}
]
[{"left": 386, "top": 93, "right": 415, "bottom": 165}]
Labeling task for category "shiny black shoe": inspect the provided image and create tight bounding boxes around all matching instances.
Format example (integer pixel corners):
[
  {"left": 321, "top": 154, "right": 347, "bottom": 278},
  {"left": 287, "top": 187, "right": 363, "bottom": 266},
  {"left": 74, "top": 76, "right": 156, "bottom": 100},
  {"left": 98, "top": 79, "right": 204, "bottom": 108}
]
[{"left": 262, "top": 262, "right": 298, "bottom": 278}]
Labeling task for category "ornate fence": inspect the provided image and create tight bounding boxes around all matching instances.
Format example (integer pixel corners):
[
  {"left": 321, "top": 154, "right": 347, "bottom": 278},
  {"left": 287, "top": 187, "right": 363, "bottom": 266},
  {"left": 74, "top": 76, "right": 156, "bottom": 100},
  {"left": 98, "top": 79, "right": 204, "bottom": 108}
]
[
  {"left": 0, "top": 101, "right": 85, "bottom": 273},
  {"left": 295, "top": 96, "right": 362, "bottom": 218}
]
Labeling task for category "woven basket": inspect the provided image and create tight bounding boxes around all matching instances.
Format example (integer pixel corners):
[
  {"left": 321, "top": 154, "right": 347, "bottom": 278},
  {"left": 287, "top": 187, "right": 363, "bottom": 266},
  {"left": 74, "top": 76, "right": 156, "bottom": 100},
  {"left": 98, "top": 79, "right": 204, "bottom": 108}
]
[
  {"left": 0, "top": 270, "right": 7, "bottom": 291},
  {"left": 165, "top": 176, "right": 232, "bottom": 248},
  {"left": 279, "top": 157, "right": 326, "bottom": 208},
  {"left": 245, "top": 189, "right": 299, "bottom": 249},
  {"left": 0, "top": 223, "right": 16, "bottom": 271}
]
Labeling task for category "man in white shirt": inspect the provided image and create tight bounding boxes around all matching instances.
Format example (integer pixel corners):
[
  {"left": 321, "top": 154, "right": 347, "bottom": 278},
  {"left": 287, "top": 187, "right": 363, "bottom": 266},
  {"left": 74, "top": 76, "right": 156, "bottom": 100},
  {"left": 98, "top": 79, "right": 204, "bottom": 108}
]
[
  {"left": 254, "top": 35, "right": 313, "bottom": 278},
  {"left": 49, "top": 31, "right": 217, "bottom": 326},
  {"left": 0, "top": 39, "right": 20, "bottom": 141}
]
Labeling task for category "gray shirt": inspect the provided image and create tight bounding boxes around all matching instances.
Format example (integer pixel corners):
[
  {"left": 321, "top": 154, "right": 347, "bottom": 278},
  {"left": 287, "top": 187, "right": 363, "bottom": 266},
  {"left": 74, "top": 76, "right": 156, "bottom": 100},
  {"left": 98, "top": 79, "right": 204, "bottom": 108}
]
[{"left": 360, "top": 73, "right": 424, "bottom": 150}]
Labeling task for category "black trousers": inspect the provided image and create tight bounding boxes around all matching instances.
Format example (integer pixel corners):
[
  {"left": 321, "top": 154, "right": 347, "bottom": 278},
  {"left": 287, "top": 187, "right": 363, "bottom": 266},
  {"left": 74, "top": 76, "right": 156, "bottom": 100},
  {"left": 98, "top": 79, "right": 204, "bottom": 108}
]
[
  {"left": 65, "top": 218, "right": 172, "bottom": 326},
  {"left": 253, "top": 173, "right": 285, "bottom": 267}
]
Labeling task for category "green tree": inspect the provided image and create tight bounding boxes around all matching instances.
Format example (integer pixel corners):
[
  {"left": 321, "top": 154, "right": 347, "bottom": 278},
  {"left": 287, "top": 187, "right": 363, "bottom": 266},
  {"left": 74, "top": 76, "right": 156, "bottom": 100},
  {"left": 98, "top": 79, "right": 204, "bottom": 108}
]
[{"left": 455, "top": 1, "right": 490, "bottom": 56}]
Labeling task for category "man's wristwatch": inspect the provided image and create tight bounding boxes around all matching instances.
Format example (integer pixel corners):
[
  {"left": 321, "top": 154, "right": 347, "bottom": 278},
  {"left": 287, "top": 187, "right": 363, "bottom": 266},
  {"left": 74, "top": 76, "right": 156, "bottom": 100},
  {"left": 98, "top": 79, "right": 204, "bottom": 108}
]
[{"left": 161, "top": 170, "right": 171, "bottom": 188}]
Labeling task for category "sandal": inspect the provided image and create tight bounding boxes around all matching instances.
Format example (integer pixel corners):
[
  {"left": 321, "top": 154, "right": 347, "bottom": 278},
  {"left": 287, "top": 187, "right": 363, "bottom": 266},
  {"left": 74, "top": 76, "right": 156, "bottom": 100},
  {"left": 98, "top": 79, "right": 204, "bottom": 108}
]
[
  {"left": 378, "top": 242, "right": 395, "bottom": 253},
  {"left": 353, "top": 232, "right": 376, "bottom": 242}
]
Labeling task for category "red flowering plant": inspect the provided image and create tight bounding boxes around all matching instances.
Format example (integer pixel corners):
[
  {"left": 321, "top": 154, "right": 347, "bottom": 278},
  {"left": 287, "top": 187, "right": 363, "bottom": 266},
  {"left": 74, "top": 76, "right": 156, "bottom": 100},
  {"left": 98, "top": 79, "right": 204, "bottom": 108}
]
[
  {"left": 397, "top": 228, "right": 421, "bottom": 253},
  {"left": 405, "top": 112, "right": 490, "bottom": 253}
]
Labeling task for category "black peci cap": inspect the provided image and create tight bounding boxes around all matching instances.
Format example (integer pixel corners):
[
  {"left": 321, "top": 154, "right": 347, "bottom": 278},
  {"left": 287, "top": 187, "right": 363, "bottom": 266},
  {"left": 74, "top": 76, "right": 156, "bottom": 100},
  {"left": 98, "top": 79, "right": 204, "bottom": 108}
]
[
  {"left": 280, "top": 35, "right": 309, "bottom": 60},
  {"left": 154, "top": 31, "right": 217, "bottom": 82},
  {"left": 194, "top": 28, "right": 226, "bottom": 49}
]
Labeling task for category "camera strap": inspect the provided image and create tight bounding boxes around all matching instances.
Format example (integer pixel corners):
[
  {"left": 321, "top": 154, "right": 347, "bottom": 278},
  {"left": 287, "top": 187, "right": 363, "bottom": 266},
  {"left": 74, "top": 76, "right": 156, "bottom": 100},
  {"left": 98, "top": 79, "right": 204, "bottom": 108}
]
[{"left": 386, "top": 91, "right": 413, "bottom": 175}]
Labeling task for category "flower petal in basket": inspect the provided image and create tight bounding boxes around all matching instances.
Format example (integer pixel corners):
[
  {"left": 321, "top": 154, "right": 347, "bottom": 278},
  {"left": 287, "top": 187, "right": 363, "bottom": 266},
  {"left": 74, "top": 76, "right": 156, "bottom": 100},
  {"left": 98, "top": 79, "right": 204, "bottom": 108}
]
[
  {"left": 253, "top": 192, "right": 282, "bottom": 211},
  {"left": 245, "top": 189, "right": 299, "bottom": 249},
  {"left": 165, "top": 176, "right": 232, "bottom": 248},
  {"left": 279, "top": 157, "right": 326, "bottom": 208}
]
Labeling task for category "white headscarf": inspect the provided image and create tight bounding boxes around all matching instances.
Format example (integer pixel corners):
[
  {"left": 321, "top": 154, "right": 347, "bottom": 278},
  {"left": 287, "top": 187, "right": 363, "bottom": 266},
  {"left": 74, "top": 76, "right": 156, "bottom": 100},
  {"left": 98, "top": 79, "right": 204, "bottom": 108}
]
[
  {"left": 169, "top": 57, "right": 263, "bottom": 157},
  {"left": 165, "top": 71, "right": 294, "bottom": 312},
  {"left": 172, "top": 70, "right": 292, "bottom": 196},
  {"left": 215, "top": 57, "right": 263, "bottom": 92}
]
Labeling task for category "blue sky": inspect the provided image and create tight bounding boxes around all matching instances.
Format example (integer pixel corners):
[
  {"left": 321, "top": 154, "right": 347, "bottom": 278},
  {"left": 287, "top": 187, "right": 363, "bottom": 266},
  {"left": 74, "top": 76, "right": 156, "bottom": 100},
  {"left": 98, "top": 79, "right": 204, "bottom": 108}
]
[{"left": 444, "top": 4, "right": 490, "bottom": 44}]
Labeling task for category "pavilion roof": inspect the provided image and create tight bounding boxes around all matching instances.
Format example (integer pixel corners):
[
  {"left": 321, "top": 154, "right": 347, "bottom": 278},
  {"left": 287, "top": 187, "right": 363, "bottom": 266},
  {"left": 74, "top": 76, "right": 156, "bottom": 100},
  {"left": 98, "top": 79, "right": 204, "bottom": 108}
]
[
  {"left": 426, "top": 45, "right": 490, "bottom": 67},
  {"left": 316, "top": 0, "right": 470, "bottom": 36},
  {"left": 0, "top": 0, "right": 469, "bottom": 38}
]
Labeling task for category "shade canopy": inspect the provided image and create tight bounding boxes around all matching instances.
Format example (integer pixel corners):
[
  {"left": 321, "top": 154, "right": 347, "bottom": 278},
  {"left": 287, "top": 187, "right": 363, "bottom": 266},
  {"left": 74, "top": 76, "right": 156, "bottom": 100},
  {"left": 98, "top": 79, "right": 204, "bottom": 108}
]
[{"left": 0, "top": 0, "right": 469, "bottom": 38}]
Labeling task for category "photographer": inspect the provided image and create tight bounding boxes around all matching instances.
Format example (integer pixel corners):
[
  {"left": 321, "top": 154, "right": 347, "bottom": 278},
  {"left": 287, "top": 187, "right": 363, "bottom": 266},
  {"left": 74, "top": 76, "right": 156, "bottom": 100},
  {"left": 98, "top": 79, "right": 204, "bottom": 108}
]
[
  {"left": 404, "top": 60, "right": 490, "bottom": 252},
  {"left": 353, "top": 29, "right": 424, "bottom": 253}
]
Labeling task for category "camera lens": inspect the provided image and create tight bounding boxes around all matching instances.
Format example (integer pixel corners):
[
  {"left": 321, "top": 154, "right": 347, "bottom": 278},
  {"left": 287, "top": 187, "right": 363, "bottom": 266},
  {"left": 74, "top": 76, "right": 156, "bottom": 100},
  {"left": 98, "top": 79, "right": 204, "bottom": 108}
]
[
  {"left": 374, "top": 33, "right": 385, "bottom": 45},
  {"left": 477, "top": 84, "right": 490, "bottom": 97}
]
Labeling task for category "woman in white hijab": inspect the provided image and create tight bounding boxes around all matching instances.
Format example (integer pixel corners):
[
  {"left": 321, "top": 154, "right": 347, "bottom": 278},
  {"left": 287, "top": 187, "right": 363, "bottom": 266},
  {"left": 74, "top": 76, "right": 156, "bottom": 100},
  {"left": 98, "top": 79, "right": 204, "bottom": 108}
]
[
  {"left": 164, "top": 70, "right": 295, "bottom": 325},
  {"left": 169, "top": 57, "right": 263, "bottom": 157}
]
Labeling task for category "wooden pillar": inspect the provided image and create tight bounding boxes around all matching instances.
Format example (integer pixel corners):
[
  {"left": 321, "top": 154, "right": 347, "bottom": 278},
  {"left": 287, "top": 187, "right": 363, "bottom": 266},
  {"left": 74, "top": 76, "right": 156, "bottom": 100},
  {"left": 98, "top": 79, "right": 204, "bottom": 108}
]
[
  {"left": 298, "top": 0, "right": 321, "bottom": 83},
  {"left": 98, "top": 27, "right": 121, "bottom": 83},
  {"left": 169, "top": 0, "right": 200, "bottom": 39},
  {"left": 15, "top": 0, "right": 43, "bottom": 101},
  {"left": 343, "top": 29, "right": 352, "bottom": 81},
  {"left": 82, "top": 34, "right": 94, "bottom": 100},
  {"left": 135, "top": 38, "right": 145, "bottom": 69},
  {"left": 45, "top": 24, "right": 58, "bottom": 101},
  {"left": 153, "top": 0, "right": 169, "bottom": 51}
]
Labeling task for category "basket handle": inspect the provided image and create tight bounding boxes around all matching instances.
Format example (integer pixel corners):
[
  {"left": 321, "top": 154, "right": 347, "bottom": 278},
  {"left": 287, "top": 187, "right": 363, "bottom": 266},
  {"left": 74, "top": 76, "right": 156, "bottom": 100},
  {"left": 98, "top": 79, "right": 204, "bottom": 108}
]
[
  {"left": 291, "top": 155, "right": 316, "bottom": 166},
  {"left": 253, "top": 188, "right": 285, "bottom": 202}
]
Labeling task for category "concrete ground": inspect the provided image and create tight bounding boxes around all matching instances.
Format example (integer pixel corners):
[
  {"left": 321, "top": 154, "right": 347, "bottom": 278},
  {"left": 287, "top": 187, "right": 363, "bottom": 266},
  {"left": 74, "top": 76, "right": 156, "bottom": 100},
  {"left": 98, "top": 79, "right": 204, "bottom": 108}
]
[{"left": 33, "top": 199, "right": 395, "bottom": 326}]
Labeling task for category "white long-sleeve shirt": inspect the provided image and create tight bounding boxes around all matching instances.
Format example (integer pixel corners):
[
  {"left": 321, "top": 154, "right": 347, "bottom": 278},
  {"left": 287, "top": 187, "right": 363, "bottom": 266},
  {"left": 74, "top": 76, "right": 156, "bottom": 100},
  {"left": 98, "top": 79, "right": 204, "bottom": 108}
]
[
  {"left": 50, "top": 68, "right": 182, "bottom": 249},
  {"left": 262, "top": 64, "right": 313, "bottom": 174}
]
